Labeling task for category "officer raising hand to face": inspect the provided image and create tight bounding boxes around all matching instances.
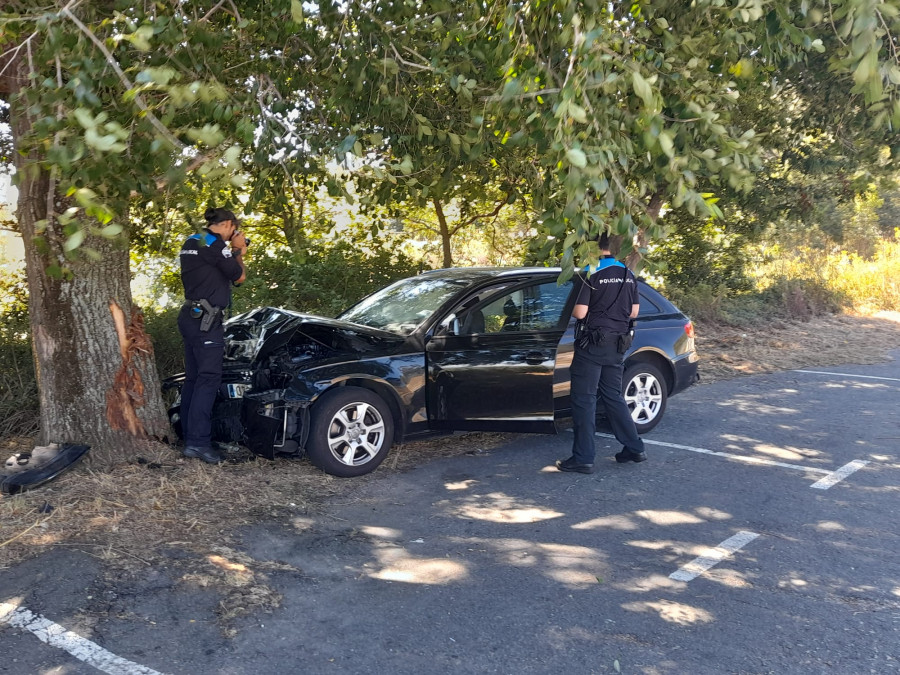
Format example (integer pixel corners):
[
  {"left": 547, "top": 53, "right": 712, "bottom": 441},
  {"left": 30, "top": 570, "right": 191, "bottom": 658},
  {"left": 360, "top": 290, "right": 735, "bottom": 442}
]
[
  {"left": 556, "top": 231, "right": 645, "bottom": 474},
  {"left": 177, "top": 207, "right": 249, "bottom": 464}
]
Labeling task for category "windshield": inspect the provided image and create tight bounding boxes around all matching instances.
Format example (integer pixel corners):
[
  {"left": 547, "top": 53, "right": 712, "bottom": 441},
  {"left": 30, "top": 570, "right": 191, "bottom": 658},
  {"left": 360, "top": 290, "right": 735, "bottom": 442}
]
[{"left": 338, "top": 276, "right": 471, "bottom": 335}]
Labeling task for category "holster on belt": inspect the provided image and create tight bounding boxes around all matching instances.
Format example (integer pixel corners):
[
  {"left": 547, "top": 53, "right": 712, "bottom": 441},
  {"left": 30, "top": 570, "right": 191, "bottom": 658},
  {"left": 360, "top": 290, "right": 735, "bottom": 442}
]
[
  {"left": 577, "top": 327, "right": 608, "bottom": 350},
  {"left": 188, "top": 299, "right": 223, "bottom": 332}
]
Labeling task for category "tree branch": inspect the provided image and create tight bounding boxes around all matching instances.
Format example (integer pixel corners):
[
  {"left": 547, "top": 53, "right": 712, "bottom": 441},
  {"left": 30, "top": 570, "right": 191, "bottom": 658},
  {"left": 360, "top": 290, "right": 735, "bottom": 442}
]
[
  {"left": 876, "top": 10, "right": 899, "bottom": 65},
  {"left": 61, "top": 7, "right": 187, "bottom": 152},
  {"left": 390, "top": 43, "right": 435, "bottom": 72},
  {"left": 198, "top": 0, "right": 227, "bottom": 23},
  {"left": 449, "top": 195, "right": 510, "bottom": 236}
]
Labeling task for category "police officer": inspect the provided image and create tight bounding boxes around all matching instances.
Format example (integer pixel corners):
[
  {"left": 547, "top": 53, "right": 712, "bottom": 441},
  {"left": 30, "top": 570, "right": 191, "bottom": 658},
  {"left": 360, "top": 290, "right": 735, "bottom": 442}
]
[
  {"left": 556, "top": 231, "right": 646, "bottom": 474},
  {"left": 177, "top": 207, "right": 248, "bottom": 464}
]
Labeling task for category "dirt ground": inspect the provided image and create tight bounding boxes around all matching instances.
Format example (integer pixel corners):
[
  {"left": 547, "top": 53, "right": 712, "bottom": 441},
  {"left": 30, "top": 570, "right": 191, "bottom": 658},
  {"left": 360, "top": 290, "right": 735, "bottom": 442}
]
[
  {"left": 693, "top": 310, "right": 900, "bottom": 383},
  {"left": 1, "top": 310, "right": 898, "bottom": 627}
]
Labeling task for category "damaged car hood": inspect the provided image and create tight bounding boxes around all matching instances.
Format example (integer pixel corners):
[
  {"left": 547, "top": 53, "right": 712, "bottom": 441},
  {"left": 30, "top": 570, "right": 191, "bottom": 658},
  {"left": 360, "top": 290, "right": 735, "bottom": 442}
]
[{"left": 223, "top": 307, "right": 405, "bottom": 365}]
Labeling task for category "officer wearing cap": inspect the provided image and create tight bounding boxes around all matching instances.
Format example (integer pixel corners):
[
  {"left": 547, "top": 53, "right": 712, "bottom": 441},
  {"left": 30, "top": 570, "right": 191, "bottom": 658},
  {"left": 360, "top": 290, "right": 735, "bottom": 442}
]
[
  {"left": 556, "top": 231, "right": 646, "bottom": 474},
  {"left": 177, "top": 207, "right": 248, "bottom": 464}
]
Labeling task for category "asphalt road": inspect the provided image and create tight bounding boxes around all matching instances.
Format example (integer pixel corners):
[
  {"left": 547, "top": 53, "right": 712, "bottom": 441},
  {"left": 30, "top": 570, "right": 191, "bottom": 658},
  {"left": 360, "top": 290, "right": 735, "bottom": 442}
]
[{"left": 2, "top": 351, "right": 900, "bottom": 674}]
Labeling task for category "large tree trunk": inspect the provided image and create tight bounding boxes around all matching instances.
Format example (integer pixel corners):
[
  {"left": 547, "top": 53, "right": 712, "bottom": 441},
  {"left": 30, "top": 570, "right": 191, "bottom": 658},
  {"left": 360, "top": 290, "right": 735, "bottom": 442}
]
[{"left": 8, "top": 57, "right": 170, "bottom": 469}]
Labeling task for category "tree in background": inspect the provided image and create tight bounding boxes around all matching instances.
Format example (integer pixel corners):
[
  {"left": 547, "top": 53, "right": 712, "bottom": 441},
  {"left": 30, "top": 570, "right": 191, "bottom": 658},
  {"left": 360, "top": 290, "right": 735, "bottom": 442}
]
[
  {"left": 328, "top": 1, "right": 530, "bottom": 268},
  {"left": 491, "top": 0, "right": 898, "bottom": 276}
]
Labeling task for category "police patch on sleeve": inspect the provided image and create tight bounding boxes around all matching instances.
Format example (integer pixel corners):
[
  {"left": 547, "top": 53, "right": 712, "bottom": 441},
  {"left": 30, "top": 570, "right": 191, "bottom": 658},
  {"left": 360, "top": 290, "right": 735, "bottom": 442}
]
[{"left": 222, "top": 248, "right": 232, "bottom": 258}]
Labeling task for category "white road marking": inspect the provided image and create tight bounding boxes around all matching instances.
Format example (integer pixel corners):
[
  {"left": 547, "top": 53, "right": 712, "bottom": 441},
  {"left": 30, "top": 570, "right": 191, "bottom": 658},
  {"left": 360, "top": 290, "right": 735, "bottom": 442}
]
[
  {"left": 794, "top": 369, "right": 900, "bottom": 382},
  {"left": 592, "top": 432, "right": 832, "bottom": 474},
  {"left": 0, "top": 601, "right": 165, "bottom": 675},
  {"left": 669, "top": 531, "right": 760, "bottom": 582},
  {"left": 810, "top": 460, "right": 870, "bottom": 490}
]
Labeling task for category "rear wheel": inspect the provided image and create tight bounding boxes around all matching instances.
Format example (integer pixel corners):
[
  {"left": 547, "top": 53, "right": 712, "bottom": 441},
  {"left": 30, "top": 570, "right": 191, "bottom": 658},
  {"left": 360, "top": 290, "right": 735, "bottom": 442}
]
[
  {"left": 622, "top": 362, "right": 668, "bottom": 434},
  {"left": 306, "top": 387, "right": 394, "bottom": 477}
]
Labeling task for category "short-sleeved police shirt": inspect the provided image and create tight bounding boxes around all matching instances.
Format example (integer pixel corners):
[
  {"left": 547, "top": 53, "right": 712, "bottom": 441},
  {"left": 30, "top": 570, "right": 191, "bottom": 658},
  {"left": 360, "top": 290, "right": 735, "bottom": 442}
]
[
  {"left": 179, "top": 230, "right": 243, "bottom": 308},
  {"left": 575, "top": 256, "right": 638, "bottom": 333}
]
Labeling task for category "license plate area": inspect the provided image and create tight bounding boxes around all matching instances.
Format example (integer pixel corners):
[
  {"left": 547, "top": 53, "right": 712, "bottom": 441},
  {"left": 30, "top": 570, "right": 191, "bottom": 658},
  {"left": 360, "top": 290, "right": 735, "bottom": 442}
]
[{"left": 227, "top": 383, "right": 251, "bottom": 399}]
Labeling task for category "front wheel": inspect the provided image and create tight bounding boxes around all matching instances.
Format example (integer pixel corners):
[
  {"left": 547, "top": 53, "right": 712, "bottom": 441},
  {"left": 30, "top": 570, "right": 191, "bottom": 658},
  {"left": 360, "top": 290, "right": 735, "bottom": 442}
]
[
  {"left": 622, "top": 362, "right": 668, "bottom": 434},
  {"left": 306, "top": 387, "right": 395, "bottom": 477}
]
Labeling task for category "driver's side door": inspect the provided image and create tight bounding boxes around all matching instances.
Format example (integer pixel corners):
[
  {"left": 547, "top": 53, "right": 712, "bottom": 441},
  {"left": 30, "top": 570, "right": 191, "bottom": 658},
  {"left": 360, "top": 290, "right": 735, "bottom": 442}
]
[{"left": 425, "top": 278, "right": 575, "bottom": 432}]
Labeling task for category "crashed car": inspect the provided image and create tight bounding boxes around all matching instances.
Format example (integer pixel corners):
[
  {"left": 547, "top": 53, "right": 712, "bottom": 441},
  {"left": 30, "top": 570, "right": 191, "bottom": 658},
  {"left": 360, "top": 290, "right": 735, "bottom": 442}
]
[{"left": 165, "top": 267, "right": 699, "bottom": 477}]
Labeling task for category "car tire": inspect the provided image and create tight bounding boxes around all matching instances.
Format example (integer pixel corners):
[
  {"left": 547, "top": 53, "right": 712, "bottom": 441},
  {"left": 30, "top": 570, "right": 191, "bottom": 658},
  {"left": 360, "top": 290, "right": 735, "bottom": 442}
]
[
  {"left": 622, "top": 362, "right": 668, "bottom": 434},
  {"left": 168, "top": 405, "right": 183, "bottom": 440},
  {"left": 306, "top": 387, "right": 394, "bottom": 477}
]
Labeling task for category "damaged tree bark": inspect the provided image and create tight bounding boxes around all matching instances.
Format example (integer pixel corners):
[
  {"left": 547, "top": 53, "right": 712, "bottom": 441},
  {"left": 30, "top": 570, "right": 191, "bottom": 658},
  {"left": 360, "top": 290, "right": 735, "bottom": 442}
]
[{"left": 6, "top": 54, "right": 171, "bottom": 469}]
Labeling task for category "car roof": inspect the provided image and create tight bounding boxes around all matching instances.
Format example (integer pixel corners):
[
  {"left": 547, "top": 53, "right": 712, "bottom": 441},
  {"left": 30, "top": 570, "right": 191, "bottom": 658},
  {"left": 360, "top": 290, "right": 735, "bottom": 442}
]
[
  {"left": 416, "top": 267, "right": 679, "bottom": 312},
  {"left": 417, "top": 266, "right": 562, "bottom": 280}
]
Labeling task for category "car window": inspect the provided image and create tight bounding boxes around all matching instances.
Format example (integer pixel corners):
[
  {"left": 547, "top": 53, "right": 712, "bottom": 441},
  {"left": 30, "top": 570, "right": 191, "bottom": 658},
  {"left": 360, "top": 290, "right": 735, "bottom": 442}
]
[
  {"left": 338, "top": 276, "right": 472, "bottom": 335},
  {"left": 461, "top": 280, "right": 573, "bottom": 334},
  {"left": 638, "top": 292, "right": 662, "bottom": 317}
]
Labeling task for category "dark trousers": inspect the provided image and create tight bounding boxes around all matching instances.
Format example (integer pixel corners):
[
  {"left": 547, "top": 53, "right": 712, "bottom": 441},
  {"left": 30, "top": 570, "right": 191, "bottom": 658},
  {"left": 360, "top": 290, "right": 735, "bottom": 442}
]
[
  {"left": 570, "top": 342, "right": 645, "bottom": 464},
  {"left": 177, "top": 307, "right": 224, "bottom": 448}
]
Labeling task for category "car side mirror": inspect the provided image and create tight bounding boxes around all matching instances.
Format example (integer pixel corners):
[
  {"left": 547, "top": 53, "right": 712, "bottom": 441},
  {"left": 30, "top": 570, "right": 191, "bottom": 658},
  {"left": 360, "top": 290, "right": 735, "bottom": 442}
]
[{"left": 437, "top": 313, "right": 459, "bottom": 336}]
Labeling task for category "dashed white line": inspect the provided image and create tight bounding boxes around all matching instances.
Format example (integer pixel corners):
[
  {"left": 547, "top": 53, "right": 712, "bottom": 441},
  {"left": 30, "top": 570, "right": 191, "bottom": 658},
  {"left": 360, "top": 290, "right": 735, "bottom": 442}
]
[
  {"left": 0, "top": 601, "right": 165, "bottom": 675},
  {"left": 810, "top": 460, "right": 870, "bottom": 490},
  {"left": 669, "top": 531, "right": 760, "bottom": 582},
  {"left": 592, "top": 432, "right": 832, "bottom": 474},
  {"left": 794, "top": 369, "right": 900, "bottom": 382}
]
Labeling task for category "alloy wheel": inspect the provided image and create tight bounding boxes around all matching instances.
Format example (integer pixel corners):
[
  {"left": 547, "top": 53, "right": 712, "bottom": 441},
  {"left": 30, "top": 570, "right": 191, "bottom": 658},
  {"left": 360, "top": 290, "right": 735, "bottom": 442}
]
[
  {"left": 624, "top": 371, "right": 664, "bottom": 426},
  {"left": 327, "top": 401, "right": 387, "bottom": 467}
]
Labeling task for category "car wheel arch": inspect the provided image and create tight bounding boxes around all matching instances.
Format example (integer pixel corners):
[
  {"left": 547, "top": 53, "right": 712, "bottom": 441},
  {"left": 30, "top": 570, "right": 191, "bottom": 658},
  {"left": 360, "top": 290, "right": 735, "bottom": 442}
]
[
  {"left": 624, "top": 349, "right": 674, "bottom": 394},
  {"left": 320, "top": 376, "right": 406, "bottom": 444}
]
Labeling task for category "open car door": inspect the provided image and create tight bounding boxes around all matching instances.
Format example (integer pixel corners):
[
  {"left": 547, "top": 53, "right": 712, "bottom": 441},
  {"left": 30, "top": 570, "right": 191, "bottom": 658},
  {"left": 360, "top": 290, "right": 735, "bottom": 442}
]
[{"left": 425, "top": 278, "right": 575, "bottom": 433}]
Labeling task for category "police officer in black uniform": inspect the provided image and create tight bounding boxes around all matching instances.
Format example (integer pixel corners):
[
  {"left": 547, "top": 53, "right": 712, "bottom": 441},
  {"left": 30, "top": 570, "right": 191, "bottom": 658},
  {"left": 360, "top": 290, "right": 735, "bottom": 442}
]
[
  {"left": 556, "top": 232, "right": 646, "bottom": 474},
  {"left": 178, "top": 207, "right": 248, "bottom": 464}
]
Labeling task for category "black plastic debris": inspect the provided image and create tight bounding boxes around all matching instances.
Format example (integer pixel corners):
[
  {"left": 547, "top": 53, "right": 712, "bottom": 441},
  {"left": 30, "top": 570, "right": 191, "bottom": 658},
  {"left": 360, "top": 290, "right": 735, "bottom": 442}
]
[{"left": 0, "top": 444, "right": 90, "bottom": 495}]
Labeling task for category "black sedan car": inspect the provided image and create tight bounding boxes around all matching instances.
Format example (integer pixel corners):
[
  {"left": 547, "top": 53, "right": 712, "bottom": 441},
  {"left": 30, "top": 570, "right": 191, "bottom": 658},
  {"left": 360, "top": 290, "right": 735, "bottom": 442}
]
[{"left": 166, "top": 267, "right": 699, "bottom": 476}]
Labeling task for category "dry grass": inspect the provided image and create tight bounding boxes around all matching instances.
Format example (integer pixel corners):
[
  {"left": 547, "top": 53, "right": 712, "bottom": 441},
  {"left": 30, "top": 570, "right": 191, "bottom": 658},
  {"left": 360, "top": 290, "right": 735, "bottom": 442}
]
[
  {"left": 695, "top": 310, "right": 900, "bottom": 383},
  {"left": 1, "top": 310, "right": 898, "bottom": 628}
]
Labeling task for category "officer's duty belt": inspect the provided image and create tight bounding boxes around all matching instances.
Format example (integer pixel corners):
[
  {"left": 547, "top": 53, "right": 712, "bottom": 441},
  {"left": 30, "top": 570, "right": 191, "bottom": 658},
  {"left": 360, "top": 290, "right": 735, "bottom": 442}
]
[{"left": 185, "top": 299, "right": 223, "bottom": 332}]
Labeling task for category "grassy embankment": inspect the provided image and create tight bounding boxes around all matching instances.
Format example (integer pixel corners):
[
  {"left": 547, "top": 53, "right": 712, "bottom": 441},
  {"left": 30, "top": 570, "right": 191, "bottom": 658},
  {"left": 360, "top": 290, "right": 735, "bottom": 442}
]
[{"left": 665, "top": 232, "right": 900, "bottom": 325}]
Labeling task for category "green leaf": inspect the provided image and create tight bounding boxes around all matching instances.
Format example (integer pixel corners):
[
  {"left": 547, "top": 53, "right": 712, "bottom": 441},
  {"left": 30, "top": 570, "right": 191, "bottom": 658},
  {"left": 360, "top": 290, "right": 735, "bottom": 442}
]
[
  {"left": 73, "top": 108, "right": 96, "bottom": 129},
  {"left": 566, "top": 148, "right": 587, "bottom": 168},
  {"left": 291, "top": 0, "right": 304, "bottom": 23},
  {"left": 560, "top": 246, "right": 574, "bottom": 272},
  {"left": 186, "top": 124, "right": 225, "bottom": 147},
  {"left": 84, "top": 128, "right": 127, "bottom": 153},
  {"left": 222, "top": 145, "right": 242, "bottom": 168},
  {"left": 659, "top": 130, "right": 675, "bottom": 158},
  {"left": 632, "top": 71, "right": 653, "bottom": 107},
  {"left": 568, "top": 103, "right": 588, "bottom": 124},
  {"left": 125, "top": 25, "right": 154, "bottom": 51},
  {"left": 64, "top": 229, "right": 84, "bottom": 252},
  {"left": 82, "top": 247, "right": 103, "bottom": 262},
  {"left": 379, "top": 58, "right": 399, "bottom": 76},
  {"left": 853, "top": 50, "right": 878, "bottom": 85},
  {"left": 100, "top": 224, "right": 123, "bottom": 238},
  {"left": 136, "top": 67, "right": 178, "bottom": 86},
  {"left": 888, "top": 66, "right": 900, "bottom": 86}
]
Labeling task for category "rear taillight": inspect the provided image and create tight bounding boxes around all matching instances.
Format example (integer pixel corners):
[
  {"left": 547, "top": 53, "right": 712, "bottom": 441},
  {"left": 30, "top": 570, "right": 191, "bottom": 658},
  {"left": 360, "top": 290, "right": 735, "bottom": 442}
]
[{"left": 684, "top": 321, "right": 695, "bottom": 338}]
